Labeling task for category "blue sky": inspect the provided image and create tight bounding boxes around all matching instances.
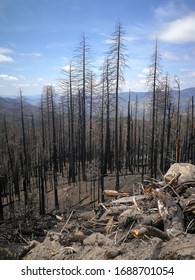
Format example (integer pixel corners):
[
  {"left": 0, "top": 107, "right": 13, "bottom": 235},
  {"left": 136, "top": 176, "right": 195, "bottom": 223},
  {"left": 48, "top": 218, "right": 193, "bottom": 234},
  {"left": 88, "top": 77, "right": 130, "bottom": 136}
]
[{"left": 0, "top": 0, "right": 195, "bottom": 96}]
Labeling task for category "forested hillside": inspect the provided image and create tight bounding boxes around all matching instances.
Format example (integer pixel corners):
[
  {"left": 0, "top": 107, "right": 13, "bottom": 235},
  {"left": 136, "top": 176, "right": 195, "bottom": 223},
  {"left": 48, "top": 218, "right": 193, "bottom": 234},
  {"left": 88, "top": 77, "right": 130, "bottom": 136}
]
[{"left": 0, "top": 23, "right": 195, "bottom": 222}]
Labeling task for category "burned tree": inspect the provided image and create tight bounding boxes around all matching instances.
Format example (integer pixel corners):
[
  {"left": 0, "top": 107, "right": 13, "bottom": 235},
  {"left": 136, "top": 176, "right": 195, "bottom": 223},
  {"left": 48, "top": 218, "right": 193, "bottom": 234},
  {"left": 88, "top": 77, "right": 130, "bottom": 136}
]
[
  {"left": 107, "top": 20, "right": 128, "bottom": 190},
  {"left": 147, "top": 39, "right": 162, "bottom": 178},
  {"left": 19, "top": 89, "right": 29, "bottom": 205},
  {"left": 42, "top": 85, "right": 59, "bottom": 210},
  {"left": 74, "top": 33, "right": 93, "bottom": 181}
]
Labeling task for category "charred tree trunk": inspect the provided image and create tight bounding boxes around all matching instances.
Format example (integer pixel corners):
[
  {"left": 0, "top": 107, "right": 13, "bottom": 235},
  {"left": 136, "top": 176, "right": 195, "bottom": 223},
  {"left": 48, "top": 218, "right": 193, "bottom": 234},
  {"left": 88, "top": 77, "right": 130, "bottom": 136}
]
[
  {"left": 165, "top": 102, "right": 172, "bottom": 171},
  {"left": 100, "top": 88, "right": 105, "bottom": 202},
  {"left": 0, "top": 192, "right": 3, "bottom": 220},
  {"left": 103, "top": 58, "right": 112, "bottom": 175},
  {"left": 69, "top": 64, "right": 76, "bottom": 183},
  {"left": 133, "top": 96, "right": 138, "bottom": 172},
  {"left": 175, "top": 78, "right": 181, "bottom": 163},
  {"left": 160, "top": 82, "right": 168, "bottom": 172},
  {"left": 19, "top": 89, "right": 28, "bottom": 205},
  {"left": 126, "top": 92, "right": 131, "bottom": 173},
  {"left": 50, "top": 86, "right": 59, "bottom": 210},
  {"left": 190, "top": 96, "right": 195, "bottom": 163}
]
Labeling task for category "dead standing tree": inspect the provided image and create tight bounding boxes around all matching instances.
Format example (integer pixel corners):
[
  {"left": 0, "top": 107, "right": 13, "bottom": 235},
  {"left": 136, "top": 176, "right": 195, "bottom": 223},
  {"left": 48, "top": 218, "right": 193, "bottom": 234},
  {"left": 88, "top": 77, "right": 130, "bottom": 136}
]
[
  {"left": 73, "top": 33, "right": 93, "bottom": 181},
  {"left": 107, "top": 20, "right": 128, "bottom": 190},
  {"left": 50, "top": 86, "right": 59, "bottom": 210},
  {"left": 174, "top": 76, "right": 181, "bottom": 163},
  {"left": 43, "top": 85, "right": 59, "bottom": 210},
  {"left": 59, "top": 62, "right": 76, "bottom": 184},
  {"left": 19, "top": 89, "right": 29, "bottom": 205},
  {"left": 146, "top": 39, "right": 162, "bottom": 178},
  {"left": 101, "top": 56, "right": 115, "bottom": 175}
]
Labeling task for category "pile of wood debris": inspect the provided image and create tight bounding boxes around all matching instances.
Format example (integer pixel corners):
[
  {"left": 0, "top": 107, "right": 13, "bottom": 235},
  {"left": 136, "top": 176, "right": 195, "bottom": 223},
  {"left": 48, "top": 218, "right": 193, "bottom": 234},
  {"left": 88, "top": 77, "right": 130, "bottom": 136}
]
[
  {"left": 105, "top": 166, "right": 194, "bottom": 237},
  {"left": 5, "top": 163, "right": 195, "bottom": 260},
  {"left": 76, "top": 163, "right": 195, "bottom": 242}
]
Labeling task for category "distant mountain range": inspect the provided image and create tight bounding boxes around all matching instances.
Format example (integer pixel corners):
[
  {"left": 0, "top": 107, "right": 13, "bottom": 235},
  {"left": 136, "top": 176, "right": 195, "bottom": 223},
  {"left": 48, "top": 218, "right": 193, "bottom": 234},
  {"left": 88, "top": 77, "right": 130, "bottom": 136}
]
[
  {"left": 121, "top": 87, "right": 195, "bottom": 102},
  {"left": 0, "top": 96, "right": 39, "bottom": 117},
  {"left": 0, "top": 87, "right": 195, "bottom": 117},
  {"left": 119, "top": 87, "right": 195, "bottom": 113}
]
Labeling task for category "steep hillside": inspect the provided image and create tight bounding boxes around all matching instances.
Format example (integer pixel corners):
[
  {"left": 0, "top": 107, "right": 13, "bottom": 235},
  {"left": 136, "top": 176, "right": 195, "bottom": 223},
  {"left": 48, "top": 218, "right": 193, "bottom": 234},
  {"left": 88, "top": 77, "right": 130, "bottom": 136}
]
[
  {"left": 1, "top": 87, "right": 195, "bottom": 117},
  {"left": 119, "top": 87, "right": 195, "bottom": 113},
  {"left": 0, "top": 96, "right": 39, "bottom": 118}
]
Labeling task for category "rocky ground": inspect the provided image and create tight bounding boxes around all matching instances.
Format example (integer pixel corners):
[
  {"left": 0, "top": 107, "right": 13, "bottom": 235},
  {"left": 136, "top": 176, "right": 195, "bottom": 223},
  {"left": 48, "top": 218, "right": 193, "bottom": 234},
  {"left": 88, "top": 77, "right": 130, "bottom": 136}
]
[{"left": 0, "top": 164, "right": 195, "bottom": 260}]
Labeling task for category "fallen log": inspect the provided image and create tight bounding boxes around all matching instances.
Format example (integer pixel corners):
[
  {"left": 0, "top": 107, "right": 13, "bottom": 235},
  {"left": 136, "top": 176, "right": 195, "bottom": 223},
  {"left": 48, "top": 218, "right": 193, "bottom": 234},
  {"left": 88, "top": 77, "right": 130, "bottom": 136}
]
[
  {"left": 162, "top": 171, "right": 181, "bottom": 190},
  {"left": 81, "top": 218, "right": 110, "bottom": 230},
  {"left": 140, "top": 213, "right": 163, "bottom": 228},
  {"left": 105, "top": 216, "right": 116, "bottom": 234},
  {"left": 59, "top": 233, "right": 86, "bottom": 246},
  {"left": 103, "top": 190, "right": 131, "bottom": 197},
  {"left": 21, "top": 229, "right": 46, "bottom": 237},
  {"left": 19, "top": 240, "right": 39, "bottom": 259},
  {"left": 131, "top": 225, "right": 170, "bottom": 241},
  {"left": 111, "top": 195, "right": 146, "bottom": 205},
  {"left": 106, "top": 205, "right": 130, "bottom": 217},
  {"left": 118, "top": 208, "right": 142, "bottom": 227},
  {"left": 153, "top": 188, "right": 185, "bottom": 238},
  {"left": 183, "top": 199, "right": 195, "bottom": 214}
]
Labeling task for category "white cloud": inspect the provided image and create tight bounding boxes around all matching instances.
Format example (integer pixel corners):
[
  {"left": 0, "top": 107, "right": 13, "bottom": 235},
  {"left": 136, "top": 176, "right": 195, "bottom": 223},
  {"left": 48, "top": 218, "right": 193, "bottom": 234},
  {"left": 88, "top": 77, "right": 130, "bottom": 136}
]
[
  {"left": 0, "top": 47, "right": 13, "bottom": 54},
  {"left": 142, "top": 67, "right": 150, "bottom": 74},
  {"left": 61, "top": 65, "right": 70, "bottom": 71},
  {"left": 15, "top": 83, "right": 30, "bottom": 87},
  {"left": 187, "top": 71, "right": 195, "bottom": 78},
  {"left": 61, "top": 64, "right": 77, "bottom": 72},
  {"left": 104, "top": 38, "right": 113, "bottom": 44},
  {"left": 0, "top": 47, "right": 14, "bottom": 62},
  {"left": 162, "top": 51, "right": 189, "bottom": 61},
  {"left": 33, "top": 52, "right": 41, "bottom": 57},
  {"left": 46, "top": 42, "right": 69, "bottom": 50},
  {"left": 20, "top": 52, "right": 41, "bottom": 57},
  {"left": 158, "top": 12, "right": 195, "bottom": 43},
  {"left": 0, "top": 74, "right": 18, "bottom": 81},
  {"left": 125, "top": 74, "right": 147, "bottom": 92},
  {"left": 129, "top": 78, "right": 147, "bottom": 92},
  {"left": 137, "top": 68, "right": 150, "bottom": 79},
  {"left": 125, "top": 36, "right": 141, "bottom": 42},
  {"left": 0, "top": 54, "right": 13, "bottom": 62},
  {"left": 18, "top": 75, "right": 26, "bottom": 80},
  {"left": 37, "top": 77, "right": 45, "bottom": 82},
  {"left": 154, "top": 1, "right": 188, "bottom": 22}
]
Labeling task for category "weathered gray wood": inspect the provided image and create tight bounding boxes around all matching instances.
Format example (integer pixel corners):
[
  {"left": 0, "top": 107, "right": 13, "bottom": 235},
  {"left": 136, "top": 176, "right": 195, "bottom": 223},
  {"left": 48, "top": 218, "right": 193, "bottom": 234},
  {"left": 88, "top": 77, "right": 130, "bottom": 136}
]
[
  {"left": 111, "top": 195, "right": 146, "bottom": 204},
  {"left": 131, "top": 225, "right": 170, "bottom": 241},
  {"left": 154, "top": 188, "right": 185, "bottom": 238}
]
